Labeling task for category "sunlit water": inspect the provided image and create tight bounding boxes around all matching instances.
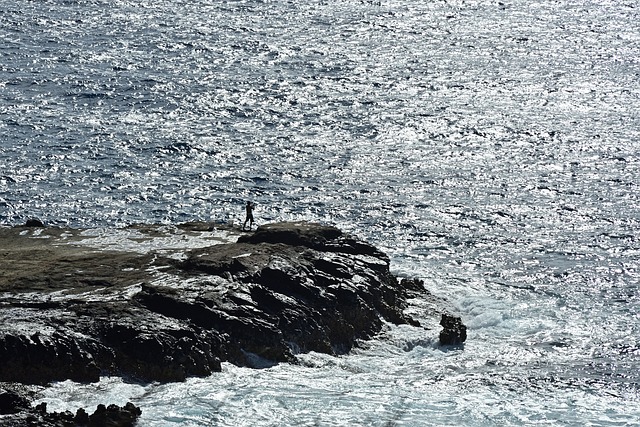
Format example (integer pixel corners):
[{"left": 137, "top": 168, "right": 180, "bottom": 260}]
[{"left": 2, "top": 0, "right": 640, "bottom": 425}]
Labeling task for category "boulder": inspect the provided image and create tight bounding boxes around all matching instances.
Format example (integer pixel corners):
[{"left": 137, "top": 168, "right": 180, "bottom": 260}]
[
  {"left": 439, "top": 314, "right": 467, "bottom": 346},
  {"left": 24, "top": 218, "right": 45, "bottom": 227}
]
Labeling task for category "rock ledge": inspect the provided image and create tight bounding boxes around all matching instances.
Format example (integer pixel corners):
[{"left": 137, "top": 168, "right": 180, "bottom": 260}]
[{"left": 0, "top": 221, "right": 466, "bottom": 422}]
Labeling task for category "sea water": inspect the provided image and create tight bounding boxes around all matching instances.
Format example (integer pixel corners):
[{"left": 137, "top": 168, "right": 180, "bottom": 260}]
[{"left": 1, "top": 0, "right": 639, "bottom": 425}]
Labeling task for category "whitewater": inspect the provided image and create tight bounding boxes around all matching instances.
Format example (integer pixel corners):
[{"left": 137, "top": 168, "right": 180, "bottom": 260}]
[{"left": 1, "top": 0, "right": 639, "bottom": 425}]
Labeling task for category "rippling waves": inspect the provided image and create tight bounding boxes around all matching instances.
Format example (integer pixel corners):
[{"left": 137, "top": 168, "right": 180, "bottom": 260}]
[{"left": 3, "top": 0, "right": 640, "bottom": 425}]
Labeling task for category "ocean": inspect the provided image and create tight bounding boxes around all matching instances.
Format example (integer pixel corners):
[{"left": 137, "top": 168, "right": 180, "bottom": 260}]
[{"left": 1, "top": 0, "right": 639, "bottom": 425}]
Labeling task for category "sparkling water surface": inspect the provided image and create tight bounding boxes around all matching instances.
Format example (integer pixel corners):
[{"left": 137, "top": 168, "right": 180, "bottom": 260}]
[{"left": 2, "top": 0, "right": 640, "bottom": 425}]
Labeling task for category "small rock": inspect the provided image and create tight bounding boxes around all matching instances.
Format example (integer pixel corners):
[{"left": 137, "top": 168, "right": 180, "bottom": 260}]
[
  {"left": 89, "top": 402, "right": 142, "bottom": 427},
  {"left": 24, "top": 218, "right": 45, "bottom": 227},
  {"left": 439, "top": 313, "right": 467, "bottom": 346},
  {"left": 0, "top": 388, "right": 30, "bottom": 415},
  {"left": 75, "top": 407, "right": 89, "bottom": 424}
]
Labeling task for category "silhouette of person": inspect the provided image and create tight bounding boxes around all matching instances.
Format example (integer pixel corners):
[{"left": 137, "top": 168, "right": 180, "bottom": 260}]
[{"left": 243, "top": 201, "right": 255, "bottom": 230}]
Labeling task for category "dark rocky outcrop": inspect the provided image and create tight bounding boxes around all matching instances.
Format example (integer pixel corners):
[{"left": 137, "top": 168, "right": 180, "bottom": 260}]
[
  {"left": 0, "top": 221, "right": 463, "bottom": 424},
  {"left": 0, "top": 222, "right": 433, "bottom": 384},
  {"left": 0, "top": 397, "right": 141, "bottom": 427}
]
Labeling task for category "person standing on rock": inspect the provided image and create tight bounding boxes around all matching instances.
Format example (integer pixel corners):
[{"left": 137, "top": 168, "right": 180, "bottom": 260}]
[{"left": 243, "top": 201, "right": 255, "bottom": 231}]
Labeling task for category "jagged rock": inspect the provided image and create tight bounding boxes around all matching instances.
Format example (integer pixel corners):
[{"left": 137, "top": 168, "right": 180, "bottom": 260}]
[
  {"left": 238, "top": 221, "right": 389, "bottom": 260},
  {"left": 399, "top": 277, "right": 427, "bottom": 294},
  {"left": 88, "top": 402, "right": 142, "bottom": 427},
  {"left": 0, "top": 221, "right": 431, "bottom": 387},
  {"left": 0, "top": 398, "right": 142, "bottom": 427},
  {"left": 0, "top": 331, "right": 102, "bottom": 385},
  {"left": 439, "top": 313, "right": 467, "bottom": 346},
  {"left": 237, "top": 221, "right": 343, "bottom": 248},
  {"left": 172, "top": 223, "right": 418, "bottom": 358}
]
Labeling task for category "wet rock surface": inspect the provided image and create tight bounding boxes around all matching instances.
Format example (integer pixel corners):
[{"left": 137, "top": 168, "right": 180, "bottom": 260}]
[
  {"left": 0, "top": 383, "right": 141, "bottom": 427},
  {"left": 439, "top": 313, "right": 468, "bottom": 346},
  {"left": 0, "top": 221, "right": 463, "bottom": 423}
]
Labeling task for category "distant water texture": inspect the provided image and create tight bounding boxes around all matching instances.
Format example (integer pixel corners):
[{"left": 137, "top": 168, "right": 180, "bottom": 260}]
[{"left": 2, "top": 0, "right": 640, "bottom": 425}]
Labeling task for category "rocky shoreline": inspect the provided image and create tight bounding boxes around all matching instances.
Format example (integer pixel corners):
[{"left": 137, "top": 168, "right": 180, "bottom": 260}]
[{"left": 0, "top": 221, "right": 466, "bottom": 425}]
